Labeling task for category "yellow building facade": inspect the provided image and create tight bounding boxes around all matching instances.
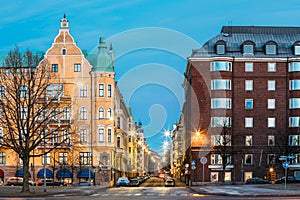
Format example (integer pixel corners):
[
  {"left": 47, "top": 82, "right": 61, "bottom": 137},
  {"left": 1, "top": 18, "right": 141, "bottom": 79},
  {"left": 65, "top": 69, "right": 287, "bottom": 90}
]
[{"left": 0, "top": 15, "right": 142, "bottom": 186}]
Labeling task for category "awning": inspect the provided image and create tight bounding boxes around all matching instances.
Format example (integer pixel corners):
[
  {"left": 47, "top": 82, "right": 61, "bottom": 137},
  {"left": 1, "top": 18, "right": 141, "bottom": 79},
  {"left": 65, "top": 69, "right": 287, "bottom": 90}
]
[
  {"left": 56, "top": 168, "right": 72, "bottom": 178},
  {"left": 0, "top": 169, "right": 4, "bottom": 178},
  {"left": 77, "top": 169, "right": 94, "bottom": 178},
  {"left": 37, "top": 168, "right": 53, "bottom": 179},
  {"left": 15, "top": 168, "right": 31, "bottom": 177}
]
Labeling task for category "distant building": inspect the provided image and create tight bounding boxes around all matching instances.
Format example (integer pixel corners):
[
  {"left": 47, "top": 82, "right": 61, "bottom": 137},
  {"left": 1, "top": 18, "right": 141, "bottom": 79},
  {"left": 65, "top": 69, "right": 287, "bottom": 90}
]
[{"left": 184, "top": 26, "right": 300, "bottom": 183}]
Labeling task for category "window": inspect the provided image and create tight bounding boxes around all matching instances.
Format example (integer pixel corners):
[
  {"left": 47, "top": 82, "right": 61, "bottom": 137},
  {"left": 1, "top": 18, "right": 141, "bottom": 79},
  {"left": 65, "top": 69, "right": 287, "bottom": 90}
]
[
  {"left": 98, "top": 107, "right": 104, "bottom": 119},
  {"left": 216, "top": 44, "right": 225, "bottom": 55},
  {"left": 290, "top": 98, "right": 300, "bottom": 109},
  {"left": 289, "top": 135, "right": 300, "bottom": 146},
  {"left": 211, "top": 98, "right": 231, "bottom": 109},
  {"left": 0, "top": 127, "right": 2, "bottom": 143},
  {"left": 51, "top": 107, "right": 59, "bottom": 121},
  {"left": 59, "top": 152, "right": 68, "bottom": 165},
  {"left": 211, "top": 80, "right": 231, "bottom": 90},
  {"left": 245, "top": 135, "right": 252, "bottom": 146},
  {"left": 268, "top": 117, "right": 276, "bottom": 128},
  {"left": 79, "top": 128, "right": 88, "bottom": 143},
  {"left": 291, "top": 154, "right": 300, "bottom": 164},
  {"left": 211, "top": 117, "right": 231, "bottom": 127},
  {"left": 128, "top": 136, "right": 131, "bottom": 143},
  {"left": 62, "top": 129, "right": 69, "bottom": 143},
  {"left": 266, "top": 44, "right": 277, "bottom": 55},
  {"left": 52, "top": 64, "right": 58, "bottom": 72},
  {"left": 62, "top": 107, "right": 70, "bottom": 120},
  {"left": 244, "top": 154, "right": 253, "bottom": 165},
  {"left": 295, "top": 44, "right": 300, "bottom": 55},
  {"left": 210, "top": 62, "right": 232, "bottom": 72},
  {"left": 108, "top": 128, "right": 112, "bottom": 142},
  {"left": 289, "top": 62, "right": 300, "bottom": 72},
  {"left": 290, "top": 80, "right": 300, "bottom": 90},
  {"left": 267, "top": 154, "right": 276, "bottom": 165},
  {"left": 245, "top": 63, "right": 253, "bottom": 72},
  {"left": 0, "top": 85, "right": 5, "bottom": 97},
  {"left": 19, "top": 85, "right": 28, "bottom": 98},
  {"left": 128, "top": 147, "right": 132, "bottom": 154},
  {"left": 42, "top": 153, "right": 51, "bottom": 165},
  {"left": 79, "top": 107, "right": 88, "bottom": 120},
  {"left": 74, "top": 64, "right": 81, "bottom": 72},
  {"left": 211, "top": 154, "right": 231, "bottom": 165},
  {"left": 117, "top": 136, "right": 121, "bottom": 148},
  {"left": 245, "top": 117, "right": 253, "bottom": 128},
  {"left": 268, "top": 99, "right": 276, "bottom": 109},
  {"left": 98, "top": 126, "right": 104, "bottom": 142},
  {"left": 99, "top": 84, "right": 104, "bottom": 97},
  {"left": 20, "top": 107, "right": 28, "bottom": 120},
  {"left": 268, "top": 135, "right": 275, "bottom": 146},
  {"left": 79, "top": 85, "right": 88, "bottom": 97},
  {"left": 47, "top": 84, "right": 63, "bottom": 97},
  {"left": 268, "top": 63, "right": 276, "bottom": 72},
  {"left": 0, "top": 107, "right": 2, "bottom": 119},
  {"left": 0, "top": 152, "right": 5, "bottom": 164},
  {"left": 62, "top": 48, "right": 66, "bottom": 55},
  {"left": 245, "top": 99, "right": 253, "bottom": 109},
  {"left": 211, "top": 135, "right": 231, "bottom": 146},
  {"left": 108, "top": 84, "right": 112, "bottom": 97},
  {"left": 51, "top": 131, "right": 59, "bottom": 145},
  {"left": 243, "top": 44, "right": 254, "bottom": 55},
  {"left": 107, "top": 108, "right": 112, "bottom": 118},
  {"left": 79, "top": 152, "right": 91, "bottom": 165},
  {"left": 268, "top": 80, "right": 276, "bottom": 91},
  {"left": 245, "top": 80, "right": 253, "bottom": 91},
  {"left": 289, "top": 117, "right": 300, "bottom": 127}
]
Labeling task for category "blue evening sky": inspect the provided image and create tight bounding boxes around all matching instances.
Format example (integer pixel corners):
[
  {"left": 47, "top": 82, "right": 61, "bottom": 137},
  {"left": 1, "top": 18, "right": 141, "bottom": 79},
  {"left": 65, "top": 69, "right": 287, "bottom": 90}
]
[{"left": 1, "top": 0, "right": 300, "bottom": 153}]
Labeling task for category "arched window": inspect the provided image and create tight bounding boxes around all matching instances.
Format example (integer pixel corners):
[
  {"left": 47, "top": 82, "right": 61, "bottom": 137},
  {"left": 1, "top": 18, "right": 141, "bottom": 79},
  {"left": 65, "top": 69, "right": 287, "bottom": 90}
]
[
  {"left": 242, "top": 41, "right": 255, "bottom": 55},
  {"left": 62, "top": 48, "right": 66, "bottom": 55},
  {"left": 265, "top": 41, "right": 277, "bottom": 55},
  {"left": 79, "top": 107, "right": 87, "bottom": 120},
  {"left": 98, "top": 107, "right": 104, "bottom": 119}
]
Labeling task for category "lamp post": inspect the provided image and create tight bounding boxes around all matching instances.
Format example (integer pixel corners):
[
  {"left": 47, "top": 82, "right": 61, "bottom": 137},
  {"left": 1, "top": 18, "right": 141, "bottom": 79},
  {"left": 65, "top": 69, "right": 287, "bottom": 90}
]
[{"left": 43, "top": 131, "right": 46, "bottom": 192}]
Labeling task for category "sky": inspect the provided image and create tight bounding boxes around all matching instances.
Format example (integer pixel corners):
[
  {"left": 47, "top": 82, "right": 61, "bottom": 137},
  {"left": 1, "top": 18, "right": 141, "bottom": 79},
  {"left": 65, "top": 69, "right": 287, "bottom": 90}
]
[{"left": 1, "top": 0, "right": 300, "bottom": 153}]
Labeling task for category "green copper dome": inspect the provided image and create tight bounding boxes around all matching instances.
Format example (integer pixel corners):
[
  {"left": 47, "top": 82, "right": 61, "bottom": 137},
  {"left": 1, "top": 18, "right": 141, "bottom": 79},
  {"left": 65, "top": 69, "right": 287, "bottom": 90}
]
[{"left": 92, "top": 37, "right": 114, "bottom": 72}]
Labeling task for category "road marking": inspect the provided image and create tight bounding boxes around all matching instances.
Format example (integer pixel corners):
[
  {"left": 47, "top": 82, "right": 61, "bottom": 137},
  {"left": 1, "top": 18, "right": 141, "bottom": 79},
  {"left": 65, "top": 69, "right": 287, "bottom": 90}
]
[{"left": 91, "top": 194, "right": 100, "bottom": 196}]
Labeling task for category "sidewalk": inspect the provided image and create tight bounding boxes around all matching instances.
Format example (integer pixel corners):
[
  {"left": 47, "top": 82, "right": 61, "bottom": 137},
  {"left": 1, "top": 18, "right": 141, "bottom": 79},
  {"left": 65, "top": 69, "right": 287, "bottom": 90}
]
[
  {"left": 190, "top": 184, "right": 300, "bottom": 197},
  {"left": 0, "top": 185, "right": 108, "bottom": 198}
]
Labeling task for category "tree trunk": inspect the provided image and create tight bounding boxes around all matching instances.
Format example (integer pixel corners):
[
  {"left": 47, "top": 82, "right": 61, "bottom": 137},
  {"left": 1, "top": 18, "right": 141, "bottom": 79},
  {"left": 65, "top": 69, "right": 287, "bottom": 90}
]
[{"left": 22, "top": 154, "right": 30, "bottom": 193}]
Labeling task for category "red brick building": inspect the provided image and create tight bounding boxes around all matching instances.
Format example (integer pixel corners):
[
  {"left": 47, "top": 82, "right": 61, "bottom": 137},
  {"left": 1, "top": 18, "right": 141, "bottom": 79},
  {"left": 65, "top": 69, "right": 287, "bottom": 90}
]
[{"left": 183, "top": 26, "right": 300, "bottom": 183}]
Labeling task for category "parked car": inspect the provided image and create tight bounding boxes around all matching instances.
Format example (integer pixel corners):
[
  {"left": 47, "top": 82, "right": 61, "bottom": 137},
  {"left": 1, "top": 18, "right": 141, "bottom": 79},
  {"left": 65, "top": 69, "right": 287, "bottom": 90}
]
[
  {"left": 6, "top": 177, "right": 35, "bottom": 186},
  {"left": 275, "top": 176, "right": 300, "bottom": 184},
  {"left": 72, "top": 181, "right": 92, "bottom": 186},
  {"left": 137, "top": 176, "right": 144, "bottom": 183},
  {"left": 245, "top": 177, "right": 269, "bottom": 184},
  {"left": 37, "top": 179, "right": 66, "bottom": 186},
  {"left": 165, "top": 177, "right": 175, "bottom": 187},
  {"left": 129, "top": 178, "right": 140, "bottom": 187},
  {"left": 116, "top": 177, "right": 130, "bottom": 187}
]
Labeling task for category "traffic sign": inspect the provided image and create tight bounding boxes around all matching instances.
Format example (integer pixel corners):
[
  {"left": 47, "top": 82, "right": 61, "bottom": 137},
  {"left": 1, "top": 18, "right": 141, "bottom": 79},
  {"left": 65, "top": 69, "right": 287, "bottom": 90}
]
[
  {"left": 191, "top": 160, "right": 196, "bottom": 166},
  {"left": 191, "top": 166, "right": 196, "bottom": 170},
  {"left": 200, "top": 157, "right": 207, "bottom": 164},
  {"left": 283, "top": 161, "right": 289, "bottom": 169}
]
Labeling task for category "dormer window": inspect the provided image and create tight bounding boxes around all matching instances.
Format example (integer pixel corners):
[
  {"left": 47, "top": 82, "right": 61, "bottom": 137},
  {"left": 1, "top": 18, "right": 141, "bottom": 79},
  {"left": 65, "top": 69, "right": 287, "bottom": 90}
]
[
  {"left": 265, "top": 41, "right": 277, "bottom": 55},
  {"left": 294, "top": 41, "right": 300, "bottom": 55},
  {"left": 242, "top": 41, "right": 255, "bottom": 55},
  {"left": 215, "top": 40, "right": 226, "bottom": 55}
]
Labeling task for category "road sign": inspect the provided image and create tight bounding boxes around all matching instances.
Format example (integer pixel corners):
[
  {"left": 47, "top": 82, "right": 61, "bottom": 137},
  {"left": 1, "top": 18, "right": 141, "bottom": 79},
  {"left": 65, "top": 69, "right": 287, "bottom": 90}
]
[
  {"left": 283, "top": 161, "right": 289, "bottom": 169},
  {"left": 200, "top": 157, "right": 207, "bottom": 164},
  {"left": 191, "top": 166, "right": 196, "bottom": 170},
  {"left": 191, "top": 160, "right": 196, "bottom": 166}
]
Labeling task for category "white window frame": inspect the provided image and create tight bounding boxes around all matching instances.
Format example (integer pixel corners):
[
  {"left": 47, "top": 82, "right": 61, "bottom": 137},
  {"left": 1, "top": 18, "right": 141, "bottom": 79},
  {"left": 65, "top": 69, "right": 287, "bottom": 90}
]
[
  {"left": 245, "top": 117, "right": 253, "bottom": 128},
  {"left": 245, "top": 63, "right": 253, "bottom": 72},
  {"left": 268, "top": 80, "right": 276, "bottom": 91},
  {"left": 268, "top": 117, "right": 276, "bottom": 128},
  {"left": 268, "top": 135, "right": 275, "bottom": 146},
  {"left": 245, "top": 99, "right": 253, "bottom": 109},
  {"left": 268, "top": 99, "right": 276, "bottom": 109},
  {"left": 244, "top": 154, "right": 253, "bottom": 165},
  {"left": 245, "top": 80, "right": 253, "bottom": 91},
  {"left": 245, "top": 135, "right": 252, "bottom": 146},
  {"left": 268, "top": 63, "right": 276, "bottom": 72}
]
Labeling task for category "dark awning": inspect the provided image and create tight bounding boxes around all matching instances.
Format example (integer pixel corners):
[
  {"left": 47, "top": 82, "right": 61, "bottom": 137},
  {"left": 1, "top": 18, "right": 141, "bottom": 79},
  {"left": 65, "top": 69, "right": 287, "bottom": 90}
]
[
  {"left": 77, "top": 169, "right": 94, "bottom": 178},
  {"left": 56, "top": 168, "right": 72, "bottom": 178},
  {"left": 15, "top": 168, "right": 31, "bottom": 177},
  {"left": 0, "top": 169, "right": 4, "bottom": 178},
  {"left": 37, "top": 168, "right": 53, "bottom": 179}
]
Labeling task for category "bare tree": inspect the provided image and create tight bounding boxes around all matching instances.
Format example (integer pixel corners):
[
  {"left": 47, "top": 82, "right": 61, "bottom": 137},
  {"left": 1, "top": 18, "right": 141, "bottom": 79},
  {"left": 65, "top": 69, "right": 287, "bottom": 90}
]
[
  {"left": 212, "top": 122, "right": 232, "bottom": 184},
  {"left": 0, "top": 47, "right": 72, "bottom": 192}
]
